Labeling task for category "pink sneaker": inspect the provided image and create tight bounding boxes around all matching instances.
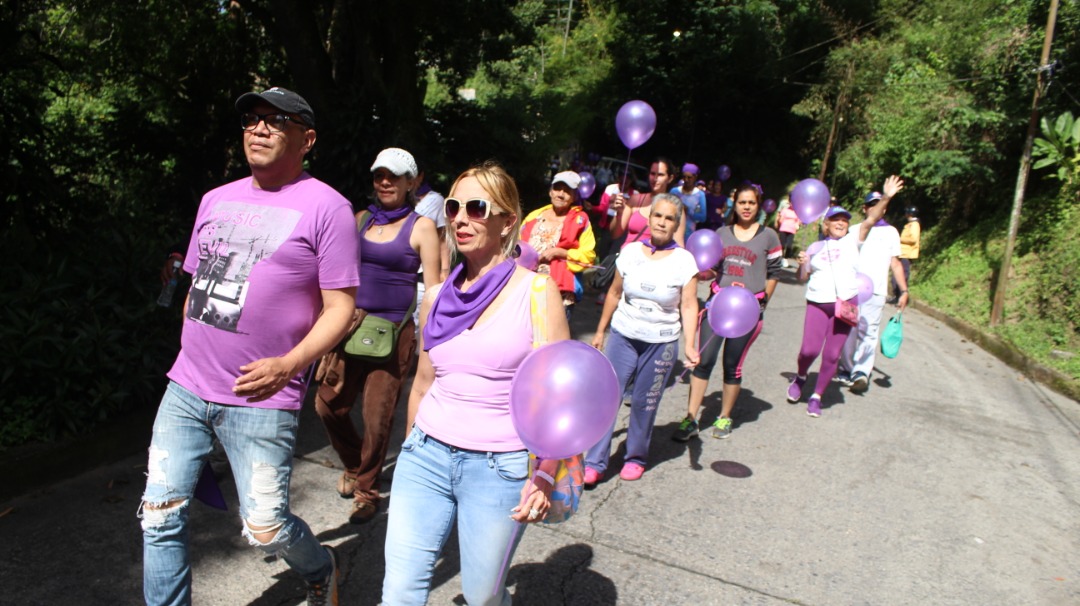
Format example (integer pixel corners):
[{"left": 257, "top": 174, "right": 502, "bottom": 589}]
[
  {"left": 619, "top": 462, "right": 645, "bottom": 481},
  {"left": 584, "top": 467, "right": 600, "bottom": 486}
]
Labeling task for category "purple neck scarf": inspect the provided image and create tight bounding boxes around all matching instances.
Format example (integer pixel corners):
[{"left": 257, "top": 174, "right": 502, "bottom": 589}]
[
  {"left": 874, "top": 218, "right": 890, "bottom": 227},
  {"left": 644, "top": 239, "right": 678, "bottom": 253},
  {"left": 423, "top": 259, "right": 517, "bottom": 351},
  {"left": 367, "top": 203, "right": 413, "bottom": 226}
]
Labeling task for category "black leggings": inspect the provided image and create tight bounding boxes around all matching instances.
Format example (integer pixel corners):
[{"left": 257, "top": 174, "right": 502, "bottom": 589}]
[
  {"left": 690, "top": 308, "right": 765, "bottom": 384},
  {"left": 779, "top": 231, "right": 795, "bottom": 258}
]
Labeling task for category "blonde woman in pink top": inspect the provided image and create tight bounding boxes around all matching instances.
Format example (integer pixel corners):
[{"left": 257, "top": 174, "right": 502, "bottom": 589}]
[{"left": 382, "top": 162, "right": 569, "bottom": 606}]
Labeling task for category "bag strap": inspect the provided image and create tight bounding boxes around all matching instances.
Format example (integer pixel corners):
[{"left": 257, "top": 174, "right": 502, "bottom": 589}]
[
  {"left": 355, "top": 208, "right": 417, "bottom": 332},
  {"left": 528, "top": 274, "right": 548, "bottom": 349}
]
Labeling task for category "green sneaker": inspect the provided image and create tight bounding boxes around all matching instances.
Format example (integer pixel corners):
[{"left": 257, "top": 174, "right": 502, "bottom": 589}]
[
  {"left": 672, "top": 416, "right": 699, "bottom": 442},
  {"left": 711, "top": 417, "right": 733, "bottom": 439}
]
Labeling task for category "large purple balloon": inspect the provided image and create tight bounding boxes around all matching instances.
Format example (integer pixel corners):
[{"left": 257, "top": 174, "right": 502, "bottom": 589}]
[
  {"left": 615, "top": 100, "right": 657, "bottom": 150},
  {"left": 510, "top": 341, "right": 621, "bottom": 460},
  {"left": 707, "top": 286, "right": 760, "bottom": 338},
  {"left": 516, "top": 242, "right": 539, "bottom": 271},
  {"left": 763, "top": 198, "right": 777, "bottom": 214},
  {"left": 686, "top": 229, "right": 724, "bottom": 271},
  {"left": 578, "top": 172, "right": 596, "bottom": 199},
  {"left": 716, "top": 165, "right": 732, "bottom": 182},
  {"left": 855, "top": 272, "right": 874, "bottom": 304},
  {"left": 790, "top": 178, "right": 831, "bottom": 223}
]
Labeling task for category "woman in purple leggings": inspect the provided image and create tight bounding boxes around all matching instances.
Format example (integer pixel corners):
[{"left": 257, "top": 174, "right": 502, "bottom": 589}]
[{"left": 787, "top": 195, "right": 893, "bottom": 417}]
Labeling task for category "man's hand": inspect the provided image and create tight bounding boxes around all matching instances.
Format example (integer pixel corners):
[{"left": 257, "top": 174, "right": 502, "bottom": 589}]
[
  {"left": 882, "top": 175, "right": 904, "bottom": 200},
  {"left": 234, "top": 355, "right": 301, "bottom": 403},
  {"left": 160, "top": 253, "right": 184, "bottom": 286}
]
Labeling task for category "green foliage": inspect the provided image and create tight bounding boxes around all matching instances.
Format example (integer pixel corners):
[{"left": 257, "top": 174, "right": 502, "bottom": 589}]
[
  {"left": 0, "top": 225, "right": 181, "bottom": 450},
  {"left": 1032, "top": 111, "right": 1080, "bottom": 183}
]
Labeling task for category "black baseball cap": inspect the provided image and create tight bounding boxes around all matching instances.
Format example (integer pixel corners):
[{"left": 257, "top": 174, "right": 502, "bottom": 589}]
[{"left": 235, "top": 87, "right": 315, "bottom": 128}]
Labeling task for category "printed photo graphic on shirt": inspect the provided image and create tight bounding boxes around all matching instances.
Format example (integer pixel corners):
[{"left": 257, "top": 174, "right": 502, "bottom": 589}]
[{"left": 186, "top": 201, "right": 302, "bottom": 333}]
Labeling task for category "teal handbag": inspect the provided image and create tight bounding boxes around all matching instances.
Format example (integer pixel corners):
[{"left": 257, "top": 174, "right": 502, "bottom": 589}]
[{"left": 880, "top": 313, "right": 903, "bottom": 358}]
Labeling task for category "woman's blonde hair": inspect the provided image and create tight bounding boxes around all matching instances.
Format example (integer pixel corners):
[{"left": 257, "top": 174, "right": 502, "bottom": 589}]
[{"left": 446, "top": 161, "right": 522, "bottom": 260}]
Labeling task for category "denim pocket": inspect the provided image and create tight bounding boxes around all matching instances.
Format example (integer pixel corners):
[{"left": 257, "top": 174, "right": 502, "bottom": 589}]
[
  {"left": 400, "top": 426, "right": 422, "bottom": 453},
  {"left": 492, "top": 450, "right": 529, "bottom": 482}
]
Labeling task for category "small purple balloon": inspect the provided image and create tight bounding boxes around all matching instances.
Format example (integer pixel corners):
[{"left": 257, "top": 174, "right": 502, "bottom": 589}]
[
  {"left": 790, "top": 178, "right": 831, "bottom": 223},
  {"left": 615, "top": 100, "right": 657, "bottom": 150},
  {"left": 516, "top": 242, "right": 539, "bottom": 271},
  {"left": 578, "top": 172, "right": 596, "bottom": 199},
  {"left": 855, "top": 272, "right": 874, "bottom": 304},
  {"left": 686, "top": 229, "right": 724, "bottom": 271},
  {"left": 510, "top": 340, "right": 621, "bottom": 460},
  {"left": 707, "top": 286, "right": 760, "bottom": 339},
  {"left": 716, "top": 165, "right": 732, "bottom": 182},
  {"left": 763, "top": 198, "right": 777, "bottom": 214}
]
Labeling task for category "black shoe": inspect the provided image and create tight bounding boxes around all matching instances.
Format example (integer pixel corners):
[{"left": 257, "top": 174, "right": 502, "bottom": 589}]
[
  {"left": 672, "top": 416, "right": 699, "bottom": 442},
  {"left": 850, "top": 372, "right": 869, "bottom": 393},
  {"left": 306, "top": 546, "right": 341, "bottom": 605},
  {"left": 833, "top": 372, "right": 854, "bottom": 387}
]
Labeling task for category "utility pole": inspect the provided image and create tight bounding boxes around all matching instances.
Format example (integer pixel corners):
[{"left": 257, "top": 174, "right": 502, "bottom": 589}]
[
  {"left": 991, "top": 0, "right": 1059, "bottom": 326},
  {"left": 819, "top": 61, "right": 853, "bottom": 182}
]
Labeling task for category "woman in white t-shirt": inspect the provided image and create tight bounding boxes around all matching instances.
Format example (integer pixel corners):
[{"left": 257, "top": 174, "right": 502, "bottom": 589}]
[
  {"left": 787, "top": 189, "right": 896, "bottom": 417},
  {"left": 586, "top": 194, "right": 700, "bottom": 483}
]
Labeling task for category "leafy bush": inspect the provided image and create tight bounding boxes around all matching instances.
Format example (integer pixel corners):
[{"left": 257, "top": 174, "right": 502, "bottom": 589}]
[{"left": 0, "top": 224, "right": 181, "bottom": 450}]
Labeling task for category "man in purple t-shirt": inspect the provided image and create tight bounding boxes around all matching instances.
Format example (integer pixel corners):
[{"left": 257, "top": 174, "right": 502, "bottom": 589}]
[{"left": 139, "top": 87, "right": 360, "bottom": 606}]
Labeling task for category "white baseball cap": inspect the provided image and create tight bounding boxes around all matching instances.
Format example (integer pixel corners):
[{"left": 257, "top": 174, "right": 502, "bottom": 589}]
[
  {"left": 371, "top": 148, "right": 418, "bottom": 178},
  {"left": 552, "top": 171, "right": 581, "bottom": 189}
]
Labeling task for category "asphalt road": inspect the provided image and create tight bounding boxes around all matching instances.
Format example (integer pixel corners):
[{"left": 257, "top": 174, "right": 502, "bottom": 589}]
[{"left": 2, "top": 266, "right": 1078, "bottom": 605}]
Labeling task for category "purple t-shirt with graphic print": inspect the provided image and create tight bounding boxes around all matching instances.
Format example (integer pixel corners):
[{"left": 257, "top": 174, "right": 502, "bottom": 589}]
[{"left": 168, "top": 173, "right": 361, "bottom": 410}]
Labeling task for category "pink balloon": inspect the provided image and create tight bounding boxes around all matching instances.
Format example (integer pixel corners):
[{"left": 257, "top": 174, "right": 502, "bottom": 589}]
[
  {"left": 516, "top": 242, "right": 539, "bottom": 270},
  {"left": 686, "top": 229, "right": 724, "bottom": 271},
  {"left": 707, "top": 286, "right": 760, "bottom": 338},
  {"left": 763, "top": 198, "right": 777, "bottom": 214},
  {"left": 578, "top": 172, "right": 596, "bottom": 199},
  {"left": 510, "top": 340, "right": 621, "bottom": 460},
  {"left": 855, "top": 272, "right": 874, "bottom": 304},
  {"left": 615, "top": 100, "right": 657, "bottom": 150},
  {"left": 790, "top": 178, "right": 831, "bottom": 223}
]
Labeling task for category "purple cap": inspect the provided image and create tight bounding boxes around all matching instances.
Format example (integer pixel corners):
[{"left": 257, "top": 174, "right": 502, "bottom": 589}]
[{"left": 824, "top": 206, "right": 852, "bottom": 220}]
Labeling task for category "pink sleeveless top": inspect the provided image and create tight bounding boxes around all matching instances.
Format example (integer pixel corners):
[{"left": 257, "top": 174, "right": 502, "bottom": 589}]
[
  {"left": 623, "top": 210, "right": 651, "bottom": 248},
  {"left": 414, "top": 276, "right": 534, "bottom": 451}
]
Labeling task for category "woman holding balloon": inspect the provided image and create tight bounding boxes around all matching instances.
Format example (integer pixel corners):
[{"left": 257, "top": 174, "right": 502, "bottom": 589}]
[
  {"left": 382, "top": 162, "right": 570, "bottom": 605},
  {"left": 520, "top": 171, "right": 597, "bottom": 322},
  {"left": 787, "top": 185, "right": 898, "bottom": 416},
  {"left": 674, "top": 183, "right": 782, "bottom": 442},
  {"left": 586, "top": 193, "right": 700, "bottom": 483},
  {"left": 609, "top": 158, "right": 687, "bottom": 248}
]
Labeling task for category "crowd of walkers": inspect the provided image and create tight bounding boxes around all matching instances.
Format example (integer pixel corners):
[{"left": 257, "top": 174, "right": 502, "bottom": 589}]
[{"left": 142, "top": 86, "right": 916, "bottom": 605}]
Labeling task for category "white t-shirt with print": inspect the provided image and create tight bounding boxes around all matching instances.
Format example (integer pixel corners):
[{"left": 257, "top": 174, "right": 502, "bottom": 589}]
[
  {"left": 610, "top": 242, "right": 699, "bottom": 343},
  {"left": 805, "top": 236, "right": 860, "bottom": 304}
]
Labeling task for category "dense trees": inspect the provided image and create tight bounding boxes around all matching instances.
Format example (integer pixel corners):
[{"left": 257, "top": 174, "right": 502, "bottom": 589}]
[{"left": 2, "top": 0, "right": 1077, "bottom": 448}]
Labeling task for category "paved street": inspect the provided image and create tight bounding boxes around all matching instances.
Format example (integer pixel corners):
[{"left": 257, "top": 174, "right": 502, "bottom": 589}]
[{"left": 2, "top": 266, "right": 1079, "bottom": 605}]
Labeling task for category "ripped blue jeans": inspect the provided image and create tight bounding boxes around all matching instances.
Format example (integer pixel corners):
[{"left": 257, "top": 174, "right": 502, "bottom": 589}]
[{"left": 139, "top": 381, "right": 330, "bottom": 606}]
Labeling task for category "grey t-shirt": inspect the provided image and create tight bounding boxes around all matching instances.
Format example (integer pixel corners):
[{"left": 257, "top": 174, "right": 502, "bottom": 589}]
[{"left": 713, "top": 225, "right": 784, "bottom": 294}]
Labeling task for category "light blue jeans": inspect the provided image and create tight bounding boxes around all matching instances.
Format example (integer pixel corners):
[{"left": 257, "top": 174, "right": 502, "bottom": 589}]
[
  {"left": 382, "top": 426, "right": 529, "bottom": 605},
  {"left": 139, "top": 381, "right": 331, "bottom": 606}
]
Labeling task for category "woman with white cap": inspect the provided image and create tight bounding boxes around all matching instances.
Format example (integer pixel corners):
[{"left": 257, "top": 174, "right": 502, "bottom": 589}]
[
  {"left": 520, "top": 171, "right": 597, "bottom": 322},
  {"left": 314, "top": 147, "right": 441, "bottom": 524}
]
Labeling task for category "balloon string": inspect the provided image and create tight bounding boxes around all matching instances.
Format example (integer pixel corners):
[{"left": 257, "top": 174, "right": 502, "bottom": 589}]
[
  {"left": 620, "top": 148, "right": 633, "bottom": 193},
  {"left": 493, "top": 460, "right": 540, "bottom": 596},
  {"left": 680, "top": 333, "right": 716, "bottom": 381}
]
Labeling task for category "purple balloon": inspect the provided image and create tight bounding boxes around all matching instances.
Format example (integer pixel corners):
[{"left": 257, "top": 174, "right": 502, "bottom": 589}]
[
  {"left": 790, "top": 178, "right": 831, "bottom": 223},
  {"left": 578, "top": 172, "right": 596, "bottom": 199},
  {"left": 686, "top": 229, "right": 724, "bottom": 271},
  {"left": 516, "top": 242, "right": 539, "bottom": 271},
  {"left": 615, "top": 100, "right": 657, "bottom": 150},
  {"left": 763, "top": 198, "right": 777, "bottom": 214},
  {"left": 716, "top": 165, "right": 732, "bottom": 182},
  {"left": 510, "top": 340, "right": 621, "bottom": 460},
  {"left": 707, "top": 286, "right": 760, "bottom": 338},
  {"left": 855, "top": 272, "right": 874, "bottom": 304}
]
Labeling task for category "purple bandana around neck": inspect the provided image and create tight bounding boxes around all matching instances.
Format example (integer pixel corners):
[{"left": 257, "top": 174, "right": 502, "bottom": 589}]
[
  {"left": 874, "top": 218, "right": 890, "bottom": 227},
  {"left": 367, "top": 203, "right": 413, "bottom": 226},
  {"left": 644, "top": 239, "right": 678, "bottom": 253},
  {"left": 422, "top": 259, "right": 517, "bottom": 351}
]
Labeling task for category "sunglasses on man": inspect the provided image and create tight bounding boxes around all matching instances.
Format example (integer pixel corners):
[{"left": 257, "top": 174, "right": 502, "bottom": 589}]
[
  {"left": 444, "top": 198, "right": 504, "bottom": 220},
  {"left": 240, "top": 112, "right": 307, "bottom": 132}
]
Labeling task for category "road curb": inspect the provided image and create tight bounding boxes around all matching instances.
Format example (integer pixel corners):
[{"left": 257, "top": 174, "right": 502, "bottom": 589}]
[{"left": 911, "top": 299, "right": 1080, "bottom": 404}]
